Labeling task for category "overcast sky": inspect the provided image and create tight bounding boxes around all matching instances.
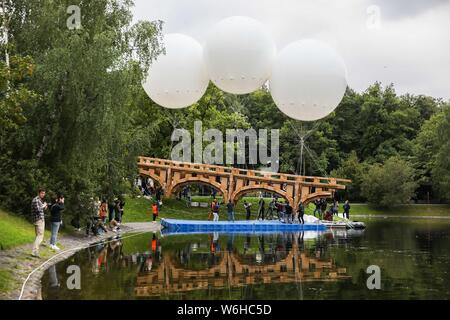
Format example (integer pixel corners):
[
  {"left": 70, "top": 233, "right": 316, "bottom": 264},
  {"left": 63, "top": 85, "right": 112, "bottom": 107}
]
[{"left": 132, "top": 0, "right": 450, "bottom": 100}]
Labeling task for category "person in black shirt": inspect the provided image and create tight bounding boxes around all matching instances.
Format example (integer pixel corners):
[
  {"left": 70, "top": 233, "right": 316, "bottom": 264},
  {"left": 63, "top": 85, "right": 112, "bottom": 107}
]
[
  {"left": 226, "top": 200, "right": 235, "bottom": 222},
  {"left": 343, "top": 200, "right": 351, "bottom": 219},
  {"left": 257, "top": 197, "right": 265, "bottom": 220},
  {"left": 285, "top": 203, "right": 293, "bottom": 223},
  {"left": 50, "top": 194, "right": 64, "bottom": 251},
  {"left": 297, "top": 202, "right": 305, "bottom": 224},
  {"left": 244, "top": 200, "right": 252, "bottom": 220}
]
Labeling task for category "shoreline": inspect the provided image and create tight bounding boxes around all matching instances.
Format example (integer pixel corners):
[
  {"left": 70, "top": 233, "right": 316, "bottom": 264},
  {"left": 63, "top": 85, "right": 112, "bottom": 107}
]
[{"left": 0, "top": 222, "right": 161, "bottom": 300}]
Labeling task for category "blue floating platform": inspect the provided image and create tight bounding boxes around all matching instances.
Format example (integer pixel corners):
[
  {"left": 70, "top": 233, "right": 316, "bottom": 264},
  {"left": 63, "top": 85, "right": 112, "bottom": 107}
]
[{"left": 160, "top": 218, "right": 327, "bottom": 233}]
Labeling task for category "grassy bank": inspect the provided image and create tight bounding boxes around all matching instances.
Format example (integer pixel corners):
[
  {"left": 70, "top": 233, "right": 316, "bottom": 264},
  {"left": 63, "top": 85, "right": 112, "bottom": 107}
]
[
  {"left": 0, "top": 269, "right": 12, "bottom": 293},
  {"left": 0, "top": 208, "right": 52, "bottom": 251},
  {"left": 123, "top": 196, "right": 450, "bottom": 222},
  {"left": 349, "top": 203, "right": 450, "bottom": 216}
]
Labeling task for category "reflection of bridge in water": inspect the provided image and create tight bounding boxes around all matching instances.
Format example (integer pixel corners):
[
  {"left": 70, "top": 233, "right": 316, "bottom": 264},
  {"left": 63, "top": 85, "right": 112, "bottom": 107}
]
[{"left": 135, "top": 242, "right": 349, "bottom": 297}]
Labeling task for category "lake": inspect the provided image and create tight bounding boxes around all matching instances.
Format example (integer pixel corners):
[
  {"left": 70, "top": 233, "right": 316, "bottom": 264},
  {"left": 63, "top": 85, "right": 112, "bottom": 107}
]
[{"left": 41, "top": 217, "right": 450, "bottom": 299}]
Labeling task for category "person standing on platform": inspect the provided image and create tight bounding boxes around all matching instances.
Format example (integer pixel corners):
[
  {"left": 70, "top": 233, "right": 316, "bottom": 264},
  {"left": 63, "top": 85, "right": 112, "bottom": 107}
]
[
  {"left": 244, "top": 200, "right": 252, "bottom": 220},
  {"left": 313, "top": 199, "right": 321, "bottom": 217},
  {"left": 208, "top": 199, "right": 217, "bottom": 220},
  {"left": 285, "top": 202, "right": 293, "bottom": 223},
  {"left": 343, "top": 200, "right": 351, "bottom": 219},
  {"left": 226, "top": 200, "right": 235, "bottom": 222},
  {"left": 297, "top": 201, "right": 305, "bottom": 224},
  {"left": 266, "top": 198, "right": 276, "bottom": 220},
  {"left": 333, "top": 200, "right": 339, "bottom": 216},
  {"left": 212, "top": 202, "right": 220, "bottom": 221},
  {"left": 257, "top": 197, "right": 265, "bottom": 220}
]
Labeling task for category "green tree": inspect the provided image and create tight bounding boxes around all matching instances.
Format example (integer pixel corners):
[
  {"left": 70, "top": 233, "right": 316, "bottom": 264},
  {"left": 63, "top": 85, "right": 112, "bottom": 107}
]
[
  {"left": 361, "top": 157, "right": 417, "bottom": 207},
  {"left": 0, "top": 0, "right": 163, "bottom": 216},
  {"left": 331, "top": 151, "right": 365, "bottom": 201}
]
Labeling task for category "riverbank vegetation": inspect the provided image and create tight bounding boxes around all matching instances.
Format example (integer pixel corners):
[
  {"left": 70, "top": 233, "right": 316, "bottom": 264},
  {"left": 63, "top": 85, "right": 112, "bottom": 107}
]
[{"left": 0, "top": 0, "right": 449, "bottom": 228}]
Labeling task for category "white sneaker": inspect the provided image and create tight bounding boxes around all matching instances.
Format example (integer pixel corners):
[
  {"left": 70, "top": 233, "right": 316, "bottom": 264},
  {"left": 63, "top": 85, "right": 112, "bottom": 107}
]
[{"left": 50, "top": 245, "right": 61, "bottom": 251}]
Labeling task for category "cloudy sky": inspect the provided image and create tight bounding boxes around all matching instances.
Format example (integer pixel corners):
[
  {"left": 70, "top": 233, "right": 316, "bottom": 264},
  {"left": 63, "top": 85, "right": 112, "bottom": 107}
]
[{"left": 132, "top": 0, "right": 450, "bottom": 100}]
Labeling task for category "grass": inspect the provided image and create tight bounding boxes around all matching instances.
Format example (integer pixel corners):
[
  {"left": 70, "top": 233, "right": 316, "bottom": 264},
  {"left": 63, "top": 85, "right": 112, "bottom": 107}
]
[
  {"left": 123, "top": 196, "right": 450, "bottom": 222},
  {"left": 349, "top": 203, "right": 450, "bottom": 216},
  {"left": 0, "top": 208, "right": 53, "bottom": 251},
  {"left": 0, "top": 269, "right": 13, "bottom": 293}
]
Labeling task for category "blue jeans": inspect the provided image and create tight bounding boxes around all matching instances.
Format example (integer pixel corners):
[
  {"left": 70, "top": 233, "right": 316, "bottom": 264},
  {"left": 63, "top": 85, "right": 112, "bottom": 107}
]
[
  {"left": 228, "top": 211, "right": 235, "bottom": 222},
  {"left": 50, "top": 222, "right": 61, "bottom": 245}
]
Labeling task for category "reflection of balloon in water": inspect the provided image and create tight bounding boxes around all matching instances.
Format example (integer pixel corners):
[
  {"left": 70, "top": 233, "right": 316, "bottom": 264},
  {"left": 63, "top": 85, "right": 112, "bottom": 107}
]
[
  {"left": 270, "top": 39, "right": 347, "bottom": 121},
  {"left": 204, "top": 16, "right": 276, "bottom": 94},
  {"left": 142, "top": 33, "right": 209, "bottom": 109}
]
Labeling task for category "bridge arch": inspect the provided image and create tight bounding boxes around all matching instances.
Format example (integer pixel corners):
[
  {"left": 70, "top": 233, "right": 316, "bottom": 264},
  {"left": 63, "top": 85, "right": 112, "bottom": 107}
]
[
  {"left": 139, "top": 170, "right": 164, "bottom": 188},
  {"left": 168, "top": 177, "right": 228, "bottom": 200},
  {"left": 231, "top": 185, "right": 294, "bottom": 207},
  {"left": 301, "top": 191, "right": 333, "bottom": 206}
]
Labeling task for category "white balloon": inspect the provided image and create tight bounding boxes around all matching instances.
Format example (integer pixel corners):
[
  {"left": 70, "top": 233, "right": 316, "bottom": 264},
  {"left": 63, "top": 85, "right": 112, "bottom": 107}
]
[
  {"left": 270, "top": 39, "right": 348, "bottom": 121},
  {"left": 204, "top": 16, "right": 276, "bottom": 94},
  {"left": 142, "top": 33, "right": 209, "bottom": 109}
]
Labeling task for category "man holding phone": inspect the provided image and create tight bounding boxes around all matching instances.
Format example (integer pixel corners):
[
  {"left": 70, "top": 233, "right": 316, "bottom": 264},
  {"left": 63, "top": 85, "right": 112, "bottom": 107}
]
[{"left": 31, "top": 188, "right": 48, "bottom": 257}]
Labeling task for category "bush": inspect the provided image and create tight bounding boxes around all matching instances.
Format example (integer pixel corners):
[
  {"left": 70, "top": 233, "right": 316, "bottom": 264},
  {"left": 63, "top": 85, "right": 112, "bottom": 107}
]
[{"left": 361, "top": 157, "right": 417, "bottom": 207}]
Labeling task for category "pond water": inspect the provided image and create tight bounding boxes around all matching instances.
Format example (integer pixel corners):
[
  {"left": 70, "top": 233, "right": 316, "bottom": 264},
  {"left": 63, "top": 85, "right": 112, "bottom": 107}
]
[{"left": 41, "top": 217, "right": 450, "bottom": 300}]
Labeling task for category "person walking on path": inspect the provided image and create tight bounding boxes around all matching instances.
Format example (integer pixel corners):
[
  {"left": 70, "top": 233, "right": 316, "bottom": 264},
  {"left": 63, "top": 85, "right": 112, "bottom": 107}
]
[
  {"left": 226, "top": 200, "right": 235, "bottom": 222},
  {"left": 49, "top": 194, "right": 64, "bottom": 251},
  {"left": 343, "top": 200, "right": 351, "bottom": 219},
  {"left": 31, "top": 188, "right": 48, "bottom": 257},
  {"left": 257, "top": 197, "right": 265, "bottom": 220},
  {"left": 244, "top": 200, "right": 252, "bottom": 220},
  {"left": 297, "top": 201, "right": 305, "bottom": 224},
  {"left": 152, "top": 202, "right": 158, "bottom": 223}
]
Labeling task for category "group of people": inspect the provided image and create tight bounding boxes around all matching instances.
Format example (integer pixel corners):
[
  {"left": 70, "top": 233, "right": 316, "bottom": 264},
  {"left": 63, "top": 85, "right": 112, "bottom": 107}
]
[
  {"left": 313, "top": 199, "right": 351, "bottom": 221},
  {"left": 86, "top": 198, "right": 125, "bottom": 236},
  {"left": 205, "top": 196, "right": 351, "bottom": 224},
  {"left": 30, "top": 188, "right": 126, "bottom": 258}
]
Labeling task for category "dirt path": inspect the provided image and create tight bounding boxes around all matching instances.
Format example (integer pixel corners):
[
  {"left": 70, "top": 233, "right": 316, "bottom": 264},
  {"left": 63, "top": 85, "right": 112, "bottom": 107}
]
[{"left": 0, "top": 222, "right": 161, "bottom": 300}]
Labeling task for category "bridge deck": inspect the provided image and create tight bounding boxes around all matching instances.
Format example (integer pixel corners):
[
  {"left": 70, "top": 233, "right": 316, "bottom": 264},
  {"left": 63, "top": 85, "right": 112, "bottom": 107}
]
[{"left": 160, "top": 218, "right": 327, "bottom": 232}]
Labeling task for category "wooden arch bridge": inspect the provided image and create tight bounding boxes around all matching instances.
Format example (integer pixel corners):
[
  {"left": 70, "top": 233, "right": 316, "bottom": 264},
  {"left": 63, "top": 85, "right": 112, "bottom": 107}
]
[{"left": 138, "top": 157, "right": 351, "bottom": 208}]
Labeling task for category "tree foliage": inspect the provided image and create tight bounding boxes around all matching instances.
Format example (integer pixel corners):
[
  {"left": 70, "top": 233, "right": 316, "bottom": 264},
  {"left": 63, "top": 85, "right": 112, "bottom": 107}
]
[{"left": 361, "top": 157, "right": 418, "bottom": 207}]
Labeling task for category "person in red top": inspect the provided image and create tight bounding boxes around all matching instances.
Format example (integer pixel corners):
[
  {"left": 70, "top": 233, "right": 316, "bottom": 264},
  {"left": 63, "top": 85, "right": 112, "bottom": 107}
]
[
  {"left": 99, "top": 199, "right": 108, "bottom": 223},
  {"left": 151, "top": 233, "right": 157, "bottom": 252},
  {"left": 152, "top": 202, "right": 158, "bottom": 222}
]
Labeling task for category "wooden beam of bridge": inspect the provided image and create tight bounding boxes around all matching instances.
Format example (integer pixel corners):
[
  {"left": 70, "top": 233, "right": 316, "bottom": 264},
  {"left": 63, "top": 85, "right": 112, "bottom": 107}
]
[{"left": 137, "top": 157, "right": 351, "bottom": 208}]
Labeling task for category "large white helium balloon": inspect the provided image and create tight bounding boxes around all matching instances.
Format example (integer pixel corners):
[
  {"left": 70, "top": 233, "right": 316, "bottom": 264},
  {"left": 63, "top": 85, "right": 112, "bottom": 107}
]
[
  {"left": 270, "top": 39, "right": 347, "bottom": 121},
  {"left": 142, "top": 33, "right": 209, "bottom": 109},
  {"left": 204, "top": 16, "right": 276, "bottom": 94}
]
